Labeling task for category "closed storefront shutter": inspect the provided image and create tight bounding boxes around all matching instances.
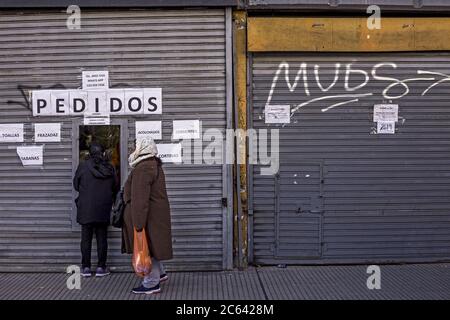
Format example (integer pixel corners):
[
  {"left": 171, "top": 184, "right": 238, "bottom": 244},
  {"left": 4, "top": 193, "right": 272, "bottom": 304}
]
[
  {"left": 251, "top": 53, "right": 450, "bottom": 265},
  {"left": 0, "top": 9, "right": 231, "bottom": 271}
]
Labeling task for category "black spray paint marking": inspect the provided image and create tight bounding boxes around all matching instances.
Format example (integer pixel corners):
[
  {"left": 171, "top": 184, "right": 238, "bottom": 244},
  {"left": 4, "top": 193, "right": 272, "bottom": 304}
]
[{"left": 7, "top": 84, "right": 67, "bottom": 111}]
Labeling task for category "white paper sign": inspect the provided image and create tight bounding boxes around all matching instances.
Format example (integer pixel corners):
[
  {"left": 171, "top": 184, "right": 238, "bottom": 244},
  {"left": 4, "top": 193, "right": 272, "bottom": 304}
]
[
  {"left": 69, "top": 90, "right": 88, "bottom": 114},
  {"left": 50, "top": 91, "right": 69, "bottom": 115},
  {"left": 0, "top": 124, "right": 24, "bottom": 142},
  {"left": 136, "top": 121, "right": 162, "bottom": 140},
  {"left": 377, "top": 121, "right": 395, "bottom": 134},
  {"left": 82, "top": 71, "right": 109, "bottom": 90},
  {"left": 157, "top": 143, "right": 182, "bottom": 163},
  {"left": 32, "top": 88, "right": 162, "bottom": 116},
  {"left": 32, "top": 90, "right": 52, "bottom": 116},
  {"left": 107, "top": 90, "right": 125, "bottom": 115},
  {"left": 83, "top": 114, "right": 110, "bottom": 125},
  {"left": 34, "top": 123, "right": 61, "bottom": 142},
  {"left": 172, "top": 120, "right": 200, "bottom": 139},
  {"left": 17, "top": 146, "right": 43, "bottom": 166},
  {"left": 87, "top": 91, "right": 108, "bottom": 114},
  {"left": 144, "top": 88, "right": 162, "bottom": 115},
  {"left": 125, "top": 90, "right": 144, "bottom": 115},
  {"left": 373, "top": 104, "right": 398, "bottom": 122},
  {"left": 265, "top": 105, "right": 291, "bottom": 124}
]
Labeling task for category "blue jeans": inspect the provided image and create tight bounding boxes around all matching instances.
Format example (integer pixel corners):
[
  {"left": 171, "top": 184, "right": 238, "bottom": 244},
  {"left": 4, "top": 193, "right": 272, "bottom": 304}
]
[{"left": 142, "top": 258, "right": 165, "bottom": 288}]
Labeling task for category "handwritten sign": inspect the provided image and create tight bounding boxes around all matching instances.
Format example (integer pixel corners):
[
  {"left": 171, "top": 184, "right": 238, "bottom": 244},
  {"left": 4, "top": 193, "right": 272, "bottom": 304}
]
[
  {"left": 82, "top": 71, "right": 109, "bottom": 90},
  {"left": 0, "top": 124, "right": 24, "bottom": 143},
  {"left": 265, "top": 105, "right": 290, "bottom": 124},
  {"left": 34, "top": 123, "right": 61, "bottom": 142},
  {"left": 377, "top": 121, "right": 395, "bottom": 134}
]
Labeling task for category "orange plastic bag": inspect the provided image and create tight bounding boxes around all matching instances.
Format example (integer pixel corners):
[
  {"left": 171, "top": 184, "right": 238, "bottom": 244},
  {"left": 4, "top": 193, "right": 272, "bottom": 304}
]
[{"left": 132, "top": 228, "right": 152, "bottom": 277}]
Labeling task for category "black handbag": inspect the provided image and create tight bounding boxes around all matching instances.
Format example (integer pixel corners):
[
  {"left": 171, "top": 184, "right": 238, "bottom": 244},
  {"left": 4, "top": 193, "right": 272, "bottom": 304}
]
[{"left": 111, "top": 188, "right": 126, "bottom": 228}]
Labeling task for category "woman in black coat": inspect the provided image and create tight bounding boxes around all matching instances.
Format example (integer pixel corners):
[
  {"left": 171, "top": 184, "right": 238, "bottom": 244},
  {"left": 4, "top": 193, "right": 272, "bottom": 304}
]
[{"left": 73, "top": 143, "right": 118, "bottom": 277}]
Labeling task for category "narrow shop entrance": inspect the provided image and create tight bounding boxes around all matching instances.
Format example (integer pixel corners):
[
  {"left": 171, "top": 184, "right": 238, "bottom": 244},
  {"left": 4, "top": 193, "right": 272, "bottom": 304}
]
[
  {"left": 71, "top": 120, "right": 128, "bottom": 231},
  {"left": 78, "top": 125, "right": 121, "bottom": 186}
]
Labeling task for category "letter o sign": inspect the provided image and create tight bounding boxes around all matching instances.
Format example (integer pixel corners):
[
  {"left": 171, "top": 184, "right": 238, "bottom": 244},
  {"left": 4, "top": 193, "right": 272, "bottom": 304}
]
[{"left": 125, "top": 91, "right": 144, "bottom": 115}]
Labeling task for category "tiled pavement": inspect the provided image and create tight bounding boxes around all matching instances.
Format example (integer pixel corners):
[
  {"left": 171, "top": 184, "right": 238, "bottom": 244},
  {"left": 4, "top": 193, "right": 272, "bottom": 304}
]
[{"left": 1, "top": 264, "right": 449, "bottom": 300}]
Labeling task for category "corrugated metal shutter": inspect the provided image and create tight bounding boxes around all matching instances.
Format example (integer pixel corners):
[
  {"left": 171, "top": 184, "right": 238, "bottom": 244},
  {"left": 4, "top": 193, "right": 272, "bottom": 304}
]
[
  {"left": 251, "top": 53, "right": 450, "bottom": 265},
  {"left": 0, "top": 9, "right": 230, "bottom": 271}
]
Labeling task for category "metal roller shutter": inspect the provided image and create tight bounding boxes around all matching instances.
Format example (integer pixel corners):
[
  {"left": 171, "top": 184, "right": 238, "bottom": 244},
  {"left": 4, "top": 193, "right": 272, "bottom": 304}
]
[
  {"left": 0, "top": 9, "right": 231, "bottom": 271},
  {"left": 251, "top": 53, "right": 450, "bottom": 265}
]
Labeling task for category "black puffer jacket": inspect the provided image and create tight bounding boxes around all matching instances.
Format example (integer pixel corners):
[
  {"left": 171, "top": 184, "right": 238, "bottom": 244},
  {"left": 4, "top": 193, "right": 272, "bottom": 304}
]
[{"left": 73, "top": 158, "right": 118, "bottom": 225}]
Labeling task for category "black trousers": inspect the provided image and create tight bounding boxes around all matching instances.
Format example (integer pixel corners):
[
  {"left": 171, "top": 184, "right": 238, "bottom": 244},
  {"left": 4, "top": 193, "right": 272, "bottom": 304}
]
[{"left": 80, "top": 223, "right": 108, "bottom": 269}]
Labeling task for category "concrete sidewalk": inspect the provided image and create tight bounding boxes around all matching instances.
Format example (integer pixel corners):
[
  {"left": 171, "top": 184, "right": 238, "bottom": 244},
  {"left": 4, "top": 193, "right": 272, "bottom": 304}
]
[{"left": 1, "top": 264, "right": 449, "bottom": 300}]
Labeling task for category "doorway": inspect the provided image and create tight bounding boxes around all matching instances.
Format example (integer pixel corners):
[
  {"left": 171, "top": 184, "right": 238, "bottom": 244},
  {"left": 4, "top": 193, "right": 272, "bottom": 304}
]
[
  {"left": 72, "top": 120, "right": 128, "bottom": 231},
  {"left": 78, "top": 125, "right": 121, "bottom": 186}
]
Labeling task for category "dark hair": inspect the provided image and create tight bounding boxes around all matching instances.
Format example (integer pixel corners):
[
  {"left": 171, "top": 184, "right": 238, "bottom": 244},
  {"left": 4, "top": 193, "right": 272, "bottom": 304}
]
[{"left": 89, "top": 142, "right": 105, "bottom": 163}]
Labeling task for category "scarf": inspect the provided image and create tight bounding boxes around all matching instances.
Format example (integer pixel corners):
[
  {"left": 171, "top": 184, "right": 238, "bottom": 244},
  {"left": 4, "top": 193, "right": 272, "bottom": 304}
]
[{"left": 128, "top": 138, "right": 158, "bottom": 168}]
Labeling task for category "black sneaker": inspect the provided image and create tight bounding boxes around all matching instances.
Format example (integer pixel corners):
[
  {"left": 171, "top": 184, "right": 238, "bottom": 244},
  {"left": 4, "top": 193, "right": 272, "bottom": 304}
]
[
  {"left": 160, "top": 273, "right": 168, "bottom": 282},
  {"left": 81, "top": 267, "right": 92, "bottom": 277},
  {"left": 95, "top": 267, "right": 110, "bottom": 277},
  {"left": 132, "top": 283, "right": 161, "bottom": 295}
]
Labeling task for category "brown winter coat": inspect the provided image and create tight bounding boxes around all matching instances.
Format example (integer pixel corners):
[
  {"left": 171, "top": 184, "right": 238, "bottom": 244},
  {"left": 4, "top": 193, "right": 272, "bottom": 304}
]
[{"left": 121, "top": 157, "right": 173, "bottom": 260}]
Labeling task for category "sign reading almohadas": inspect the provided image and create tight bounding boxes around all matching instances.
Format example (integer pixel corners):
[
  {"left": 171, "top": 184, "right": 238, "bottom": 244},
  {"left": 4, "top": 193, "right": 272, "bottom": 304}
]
[{"left": 31, "top": 88, "right": 162, "bottom": 116}]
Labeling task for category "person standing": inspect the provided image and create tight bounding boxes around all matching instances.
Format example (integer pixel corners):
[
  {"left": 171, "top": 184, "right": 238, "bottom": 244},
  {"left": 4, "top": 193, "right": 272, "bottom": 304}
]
[
  {"left": 122, "top": 138, "right": 173, "bottom": 294},
  {"left": 73, "top": 143, "right": 118, "bottom": 277}
]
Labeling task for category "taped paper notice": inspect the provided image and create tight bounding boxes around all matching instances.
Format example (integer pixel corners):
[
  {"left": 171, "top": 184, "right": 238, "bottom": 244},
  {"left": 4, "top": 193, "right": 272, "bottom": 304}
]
[
  {"left": 373, "top": 104, "right": 398, "bottom": 122},
  {"left": 34, "top": 123, "right": 61, "bottom": 142},
  {"left": 87, "top": 91, "right": 108, "bottom": 114},
  {"left": 17, "top": 146, "right": 43, "bottom": 166},
  {"left": 136, "top": 121, "right": 162, "bottom": 141},
  {"left": 377, "top": 121, "right": 395, "bottom": 134},
  {"left": 0, "top": 124, "right": 24, "bottom": 143},
  {"left": 82, "top": 71, "right": 109, "bottom": 90},
  {"left": 32, "top": 88, "right": 162, "bottom": 116},
  {"left": 156, "top": 143, "right": 182, "bottom": 163},
  {"left": 172, "top": 120, "right": 200, "bottom": 139},
  {"left": 83, "top": 114, "right": 110, "bottom": 125},
  {"left": 265, "top": 105, "right": 290, "bottom": 124}
]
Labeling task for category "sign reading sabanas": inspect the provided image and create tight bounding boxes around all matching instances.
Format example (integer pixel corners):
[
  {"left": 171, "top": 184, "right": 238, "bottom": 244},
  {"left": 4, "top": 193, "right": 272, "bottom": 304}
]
[{"left": 31, "top": 88, "right": 162, "bottom": 116}]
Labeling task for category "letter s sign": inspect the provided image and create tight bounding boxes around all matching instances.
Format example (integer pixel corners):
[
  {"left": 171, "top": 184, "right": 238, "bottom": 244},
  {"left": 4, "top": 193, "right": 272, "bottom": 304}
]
[{"left": 144, "top": 88, "right": 162, "bottom": 114}]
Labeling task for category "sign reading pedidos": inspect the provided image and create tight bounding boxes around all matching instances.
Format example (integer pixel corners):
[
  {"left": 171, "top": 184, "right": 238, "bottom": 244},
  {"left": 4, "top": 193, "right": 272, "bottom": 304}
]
[{"left": 32, "top": 88, "right": 162, "bottom": 116}]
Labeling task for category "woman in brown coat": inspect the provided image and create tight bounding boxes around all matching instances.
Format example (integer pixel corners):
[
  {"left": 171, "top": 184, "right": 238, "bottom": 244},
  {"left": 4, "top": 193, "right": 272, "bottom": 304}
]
[{"left": 122, "top": 138, "right": 173, "bottom": 294}]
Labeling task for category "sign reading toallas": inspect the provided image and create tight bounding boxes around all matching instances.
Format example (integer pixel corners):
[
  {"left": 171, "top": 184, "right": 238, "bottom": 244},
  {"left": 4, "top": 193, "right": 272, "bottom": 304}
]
[
  {"left": 0, "top": 124, "right": 24, "bottom": 142},
  {"left": 31, "top": 88, "right": 162, "bottom": 116}
]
